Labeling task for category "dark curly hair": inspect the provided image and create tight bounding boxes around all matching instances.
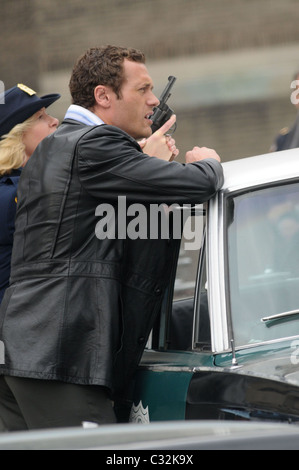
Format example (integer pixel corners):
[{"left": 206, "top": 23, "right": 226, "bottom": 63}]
[{"left": 69, "top": 45, "right": 146, "bottom": 109}]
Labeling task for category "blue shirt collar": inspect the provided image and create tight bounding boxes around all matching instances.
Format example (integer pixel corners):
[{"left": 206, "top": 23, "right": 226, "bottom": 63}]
[{"left": 64, "top": 104, "right": 105, "bottom": 126}]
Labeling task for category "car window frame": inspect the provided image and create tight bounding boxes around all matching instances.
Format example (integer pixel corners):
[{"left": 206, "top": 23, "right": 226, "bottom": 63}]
[
  {"left": 225, "top": 179, "right": 299, "bottom": 349},
  {"left": 157, "top": 205, "right": 207, "bottom": 352}
]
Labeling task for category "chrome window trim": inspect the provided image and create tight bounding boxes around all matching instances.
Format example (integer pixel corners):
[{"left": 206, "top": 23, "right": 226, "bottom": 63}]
[
  {"left": 207, "top": 193, "right": 230, "bottom": 352},
  {"left": 230, "top": 334, "right": 299, "bottom": 353}
]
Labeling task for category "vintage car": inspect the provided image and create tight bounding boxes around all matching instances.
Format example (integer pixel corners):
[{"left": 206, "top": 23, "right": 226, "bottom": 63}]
[{"left": 130, "top": 148, "right": 299, "bottom": 424}]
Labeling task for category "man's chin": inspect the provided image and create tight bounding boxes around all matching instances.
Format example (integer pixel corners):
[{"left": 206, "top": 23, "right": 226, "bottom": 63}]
[
  {"left": 134, "top": 128, "right": 152, "bottom": 141},
  {"left": 144, "top": 126, "right": 153, "bottom": 138}
]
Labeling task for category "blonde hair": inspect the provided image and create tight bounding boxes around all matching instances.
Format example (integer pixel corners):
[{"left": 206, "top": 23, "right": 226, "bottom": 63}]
[{"left": 0, "top": 112, "right": 38, "bottom": 176}]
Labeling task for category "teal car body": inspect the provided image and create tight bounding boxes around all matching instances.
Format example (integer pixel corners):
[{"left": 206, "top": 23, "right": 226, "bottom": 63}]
[{"left": 130, "top": 149, "right": 299, "bottom": 424}]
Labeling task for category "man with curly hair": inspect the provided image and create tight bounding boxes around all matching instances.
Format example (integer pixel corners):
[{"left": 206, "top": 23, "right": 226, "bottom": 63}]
[{"left": 0, "top": 45, "right": 223, "bottom": 430}]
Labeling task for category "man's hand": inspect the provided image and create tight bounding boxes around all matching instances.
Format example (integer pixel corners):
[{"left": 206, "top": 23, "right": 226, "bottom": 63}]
[
  {"left": 185, "top": 146, "right": 221, "bottom": 163},
  {"left": 139, "top": 115, "right": 179, "bottom": 161}
]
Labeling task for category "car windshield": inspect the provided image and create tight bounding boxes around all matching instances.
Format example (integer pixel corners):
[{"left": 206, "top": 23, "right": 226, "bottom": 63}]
[{"left": 227, "top": 181, "right": 299, "bottom": 346}]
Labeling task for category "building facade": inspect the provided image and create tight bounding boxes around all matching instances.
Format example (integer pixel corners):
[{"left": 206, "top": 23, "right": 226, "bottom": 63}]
[{"left": 1, "top": 0, "right": 299, "bottom": 160}]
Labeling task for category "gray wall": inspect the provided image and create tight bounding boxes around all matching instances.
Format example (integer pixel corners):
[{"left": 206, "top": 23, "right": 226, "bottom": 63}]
[{"left": 1, "top": 0, "right": 299, "bottom": 161}]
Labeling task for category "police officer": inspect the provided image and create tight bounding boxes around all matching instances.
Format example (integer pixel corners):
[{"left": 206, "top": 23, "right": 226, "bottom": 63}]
[
  {"left": 271, "top": 71, "right": 299, "bottom": 152},
  {"left": 0, "top": 84, "right": 60, "bottom": 304}
]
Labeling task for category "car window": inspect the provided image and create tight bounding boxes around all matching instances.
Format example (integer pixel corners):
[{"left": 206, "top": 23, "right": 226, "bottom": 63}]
[
  {"left": 146, "top": 205, "right": 206, "bottom": 351},
  {"left": 227, "top": 182, "right": 299, "bottom": 346},
  {"left": 173, "top": 206, "right": 205, "bottom": 301},
  {"left": 167, "top": 206, "right": 207, "bottom": 351},
  {"left": 193, "top": 246, "right": 211, "bottom": 350}
]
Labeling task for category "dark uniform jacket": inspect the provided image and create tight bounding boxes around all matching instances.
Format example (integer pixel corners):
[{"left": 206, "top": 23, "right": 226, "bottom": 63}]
[
  {"left": 0, "top": 169, "right": 21, "bottom": 304},
  {"left": 273, "top": 112, "right": 299, "bottom": 151},
  {"left": 0, "top": 120, "right": 223, "bottom": 396}
]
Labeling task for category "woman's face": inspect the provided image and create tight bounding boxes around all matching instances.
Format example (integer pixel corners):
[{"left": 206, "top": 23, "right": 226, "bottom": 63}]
[{"left": 22, "top": 108, "right": 59, "bottom": 165}]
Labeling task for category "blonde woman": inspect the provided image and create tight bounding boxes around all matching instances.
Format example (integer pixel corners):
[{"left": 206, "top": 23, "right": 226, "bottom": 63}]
[{"left": 0, "top": 84, "right": 60, "bottom": 304}]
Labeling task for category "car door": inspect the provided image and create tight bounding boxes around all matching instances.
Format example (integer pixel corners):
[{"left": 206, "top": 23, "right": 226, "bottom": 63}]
[{"left": 130, "top": 205, "right": 211, "bottom": 422}]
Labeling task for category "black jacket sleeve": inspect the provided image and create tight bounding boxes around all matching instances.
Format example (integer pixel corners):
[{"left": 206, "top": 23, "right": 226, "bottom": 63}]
[{"left": 78, "top": 125, "right": 224, "bottom": 205}]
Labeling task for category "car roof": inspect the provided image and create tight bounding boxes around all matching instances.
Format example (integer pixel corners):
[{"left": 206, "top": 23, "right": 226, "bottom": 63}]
[{"left": 221, "top": 148, "right": 299, "bottom": 192}]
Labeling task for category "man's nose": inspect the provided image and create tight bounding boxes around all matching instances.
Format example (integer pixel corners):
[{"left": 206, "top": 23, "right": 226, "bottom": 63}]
[{"left": 149, "top": 91, "right": 159, "bottom": 107}]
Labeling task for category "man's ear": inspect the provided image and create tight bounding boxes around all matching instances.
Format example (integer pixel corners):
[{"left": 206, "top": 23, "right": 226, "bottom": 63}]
[{"left": 94, "top": 85, "right": 111, "bottom": 108}]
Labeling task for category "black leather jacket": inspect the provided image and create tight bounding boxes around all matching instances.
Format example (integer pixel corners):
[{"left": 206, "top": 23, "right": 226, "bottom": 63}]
[{"left": 0, "top": 120, "right": 223, "bottom": 396}]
